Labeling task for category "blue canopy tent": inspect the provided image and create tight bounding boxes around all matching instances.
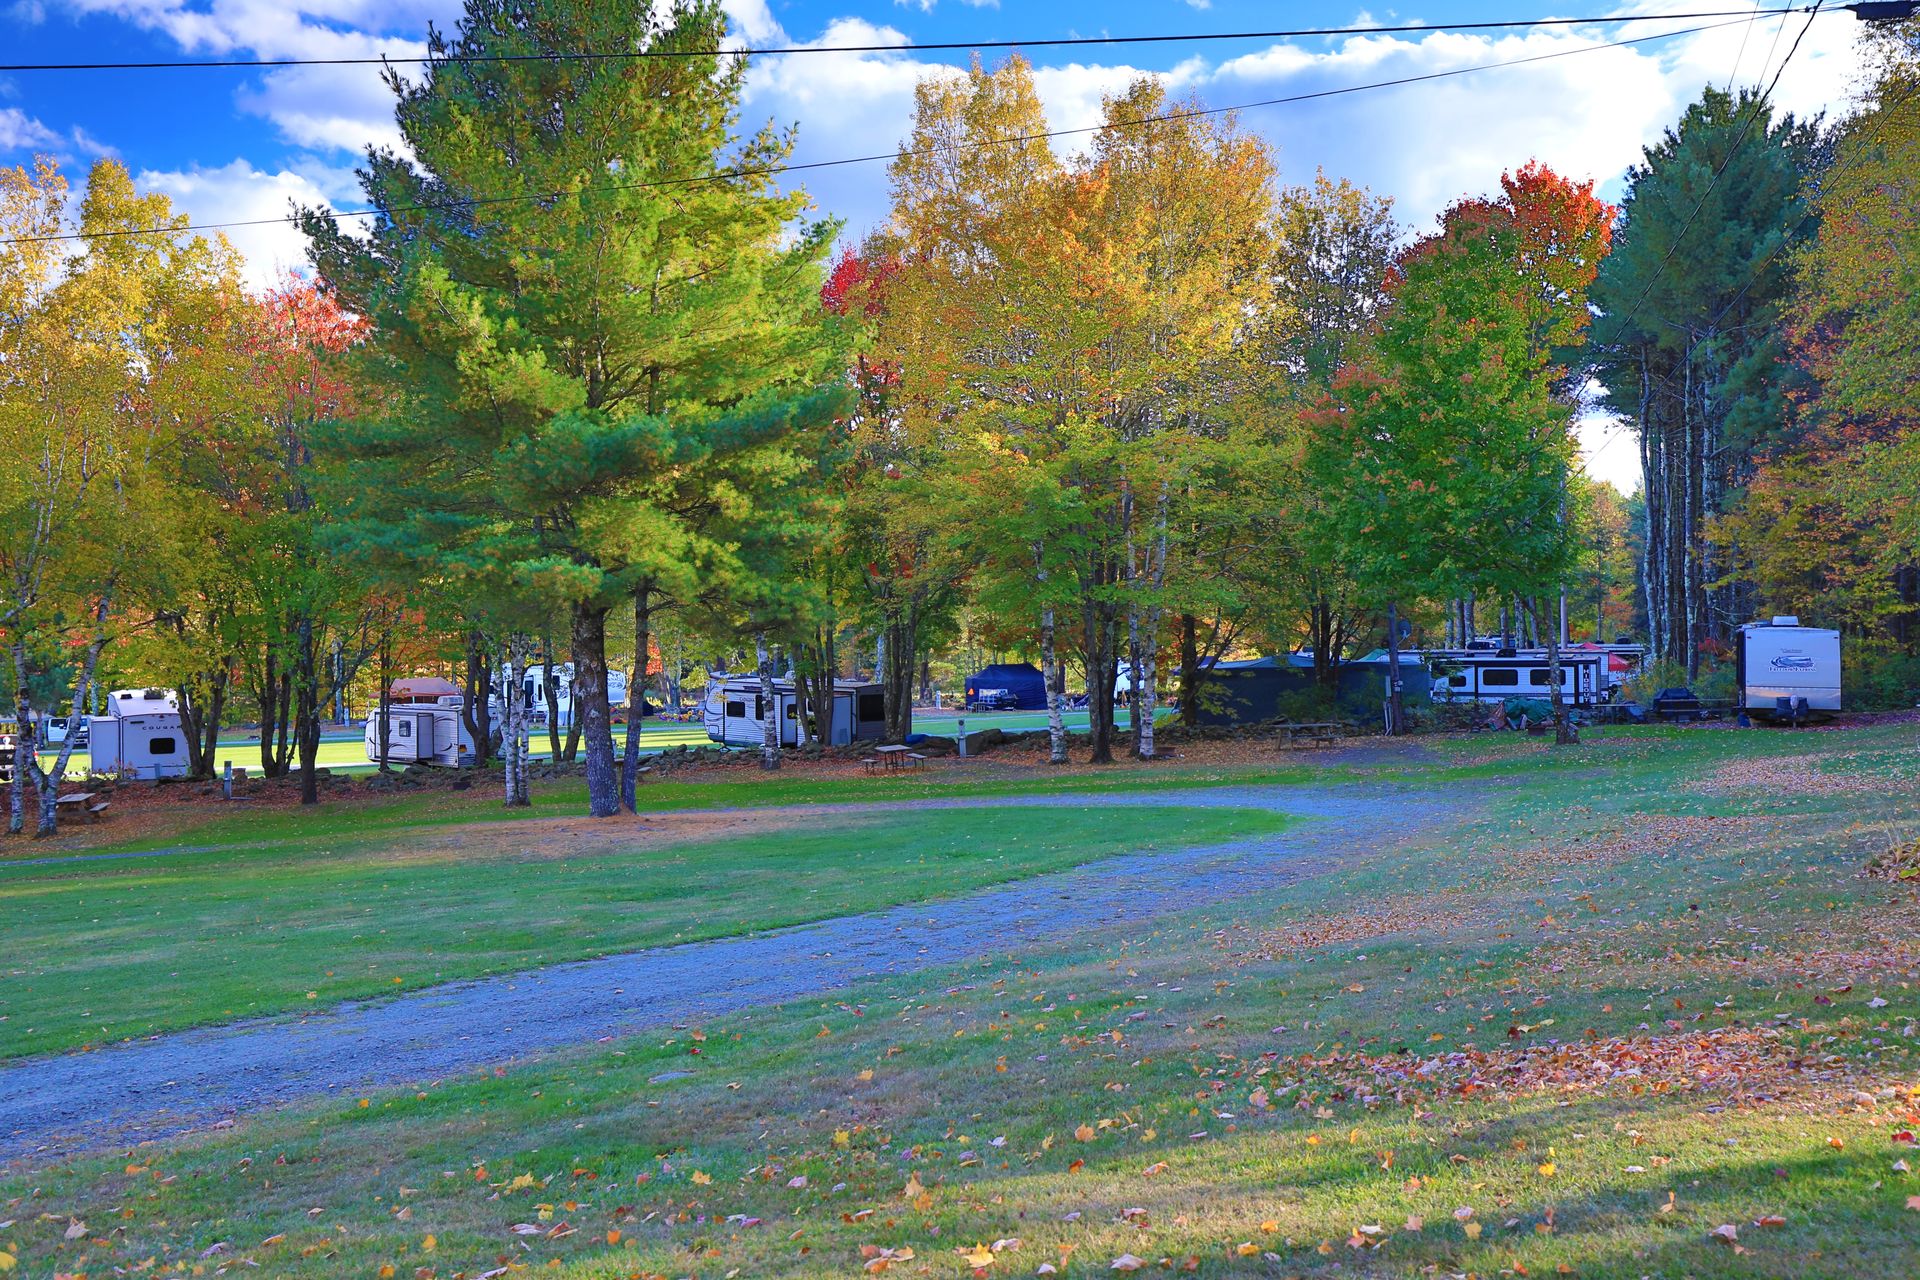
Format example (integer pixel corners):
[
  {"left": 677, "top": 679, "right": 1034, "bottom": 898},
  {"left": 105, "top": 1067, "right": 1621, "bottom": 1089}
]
[{"left": 964, "top": 662, "right": 1048, "bottom": 710}]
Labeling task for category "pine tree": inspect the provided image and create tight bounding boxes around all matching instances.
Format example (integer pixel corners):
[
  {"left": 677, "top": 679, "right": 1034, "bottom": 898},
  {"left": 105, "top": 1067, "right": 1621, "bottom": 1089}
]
[
  {"left": 1589, "top": 88, "right": 1821, "bottom": 672},
  {"left": 304, "top": 0, "right": 847, "bottom": 816}
]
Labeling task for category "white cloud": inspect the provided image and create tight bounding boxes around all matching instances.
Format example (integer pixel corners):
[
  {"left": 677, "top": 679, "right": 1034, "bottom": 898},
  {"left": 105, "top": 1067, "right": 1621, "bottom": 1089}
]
[
  {"left": 137, "top": 158, "right": 344, "bottom": 288},
  {"left": 0, "top": 106, "right": 64, "bottom": 152},
  {"left": 52, "top": 0, "right": 450, "bottom": 157}
]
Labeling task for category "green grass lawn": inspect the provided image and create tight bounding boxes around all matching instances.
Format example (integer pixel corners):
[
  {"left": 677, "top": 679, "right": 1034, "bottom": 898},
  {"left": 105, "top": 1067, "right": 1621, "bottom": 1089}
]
[
  {"left": 0, "top": 803, "right": 1293, "bottom": 1058},
  {"left": 33, "top": 756, "right": 1336, "bottom": 863},
  {"left": 8, "top": 724, "right": 1920, "bottom": 1278}
]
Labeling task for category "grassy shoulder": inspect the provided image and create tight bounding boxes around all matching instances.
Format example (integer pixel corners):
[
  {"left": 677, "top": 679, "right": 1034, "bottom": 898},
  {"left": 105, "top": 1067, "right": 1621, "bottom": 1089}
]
[
  {"left": 0, "top": 802, "right": 1294, "bottom": 1060},
  {"left": 6, "top": 723, "right": 1918, "bottom": 1277}
]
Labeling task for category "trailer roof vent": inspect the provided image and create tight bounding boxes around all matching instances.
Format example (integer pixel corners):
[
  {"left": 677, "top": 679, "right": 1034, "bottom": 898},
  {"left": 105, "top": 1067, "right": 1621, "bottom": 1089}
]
[{"left": 1771, "top": 614, "right": 1801, "bottom": 627}]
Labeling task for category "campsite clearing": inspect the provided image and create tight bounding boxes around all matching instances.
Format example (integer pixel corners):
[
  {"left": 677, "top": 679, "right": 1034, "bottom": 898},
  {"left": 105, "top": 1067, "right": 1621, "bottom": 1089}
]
[
  {"left": 3, "top": 723, "right": 1919, "bottom": 1279},
  {"left": 0, "top": 802, "right": 1293, "bottom": 1059}
]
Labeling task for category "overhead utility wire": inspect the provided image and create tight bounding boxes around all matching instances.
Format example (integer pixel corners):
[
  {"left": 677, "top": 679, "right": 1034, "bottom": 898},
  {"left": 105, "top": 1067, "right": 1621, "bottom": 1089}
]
[
  {"left": 0, "top": 18, "right": 1756, "bottom": 248},
  {"left": 0, "top": 6, "right": 1818, "bottom": 72}
]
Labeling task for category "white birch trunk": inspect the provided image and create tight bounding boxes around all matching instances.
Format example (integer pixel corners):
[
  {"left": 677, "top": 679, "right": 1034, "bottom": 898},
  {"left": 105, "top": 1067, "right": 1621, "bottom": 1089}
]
[
  {"left": 755, "top": 632, "right": 780, "bottom": 772},
  {"left": 1136, "top": 494, "right": 1170, "bottom": 760},
  {"left": 1035, "top": 544, "right": 1068, "bottom": 765}
]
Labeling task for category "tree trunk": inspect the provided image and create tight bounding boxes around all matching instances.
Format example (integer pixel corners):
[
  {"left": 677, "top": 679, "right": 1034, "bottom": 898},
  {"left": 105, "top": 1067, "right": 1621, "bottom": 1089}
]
[
  {"left": 1177, "top": 613, "right": 1202, "bottom": 729},
  {"left": 1531, "top": 600, "right": 1574, "bottom": 747},
  {"left": 377, "top": 634, "right": 394, "bottom": 774},
  {"left": 881, "top": 614, "right": 916, "bottom": 743},
  {"left": 461, "top": 632, "right": 494, "bottom": 768},
  {"left": 1084, "top": 599, "right": 1119, "bottom": 765},
  {"left": 754, "top": 631, "right": 780, "bottom": 772},
  {"left": 1126, "top": 605, "right": 1145, "bottom": 758},
  {"left": 1133, "top": 493, "right": 1169, "bottom": 760},
  {"left": 295, "top": 616, "right": 322, "bottom": 806},
  {"left": 1384, "top": 601, "right": 1406, "bottom": 736},
  {"left": 17, "top": 595, "right": 111, "bottom": 836},
  {"left": 1042, "top": 606, "right": 1067, "bottom": 765},
  {"left": 568, "top": 601, "right": 618, "bottom": 817},
  {"left": 540, "top": 630, "right": 562, "bottom": 762},
  {"left": 502, "top": 634, "right": 532, "bottom": 807},
  {"left": 257, "top": 648, "right": 279, "bottom": 777},
  {"left": 621, "top": 585, "right": 652, "bottom": 812}
]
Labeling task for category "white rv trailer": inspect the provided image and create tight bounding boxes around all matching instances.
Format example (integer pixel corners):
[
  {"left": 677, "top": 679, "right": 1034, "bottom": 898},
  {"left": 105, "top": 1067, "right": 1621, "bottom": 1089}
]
[
  {"left": 703, "top": 677, "right": 886, "bottom": 748},
  {"left": 364, "top": 695, "right": 488, "bottom": 767},
  {"left": 1426, "top": 650, "right": 1611, "bottom": 708},
  {"left": 521, "top": 663, "right": 631, "bottom": 729},
  {"left": 1736, "top": 616, "right": 1841, "bottom": 722},
  {"left": 89, "top": 688, "right": 191, "bottom": 780}
]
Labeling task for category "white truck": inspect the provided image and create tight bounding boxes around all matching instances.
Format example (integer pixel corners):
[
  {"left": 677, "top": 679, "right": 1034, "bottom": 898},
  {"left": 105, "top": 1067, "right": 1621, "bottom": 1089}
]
[{"left": 1735, "top": 616, "right": 1841, "bottom": 723}]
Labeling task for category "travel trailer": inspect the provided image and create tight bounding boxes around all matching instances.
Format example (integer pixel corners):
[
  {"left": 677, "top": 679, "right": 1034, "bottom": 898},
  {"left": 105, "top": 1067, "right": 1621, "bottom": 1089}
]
[
  {"left": 364, "top": 696, "right": 490, "bottom": 767},
  {"left": 521, "top": 663, "right": 630, "bottom": 729},
  {"left": 89, "top": 688, "right": 191, "bottom": 780},
  {"left": 1736, "top": 616, "right": 1841, "bottom": 722},
  {"left": 1427, "top": 649, "right": 1611, "bottom": 708},
  {"left": 365, "top": 677, "right": 500, "bottom": 767},
  {"left": 703, "top": 677, "right": 886, "bottom": 748}
]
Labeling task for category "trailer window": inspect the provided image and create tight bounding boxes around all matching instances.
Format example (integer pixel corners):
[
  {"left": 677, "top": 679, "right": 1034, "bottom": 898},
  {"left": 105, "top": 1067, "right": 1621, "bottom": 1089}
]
[
  {"left": 785, "top": 703, "right": 798, "bottom": 719},
  {"left": 1449, "top": 673, "right": 1468, "bottom": 688},
  {"left": 725, "top": 700, "right": 746, "bottom": 717},
  {"left": 147, "top": 736, "right": 178, "bottom": 755},
  {"left": 1483, "top": 668, "right": 1519, "bottom": 687},
  {"left": 1528, "top": 670, "right": 1552, "bottom": 687},
  {"left": 858, "top": 693, "right": 884, "bottom": 721}
]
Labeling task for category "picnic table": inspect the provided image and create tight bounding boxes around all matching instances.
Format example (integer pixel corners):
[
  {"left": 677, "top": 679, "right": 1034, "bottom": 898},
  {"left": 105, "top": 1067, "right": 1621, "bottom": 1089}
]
[
  {"left": 55, "top": 790, "right": 111, "bottom": 822},
  {"left": 1280, "top": 722, "right": 1344, "bottom": 749},
  {"left": 864, "top": 744, "right": 927, "bottom": 775}
]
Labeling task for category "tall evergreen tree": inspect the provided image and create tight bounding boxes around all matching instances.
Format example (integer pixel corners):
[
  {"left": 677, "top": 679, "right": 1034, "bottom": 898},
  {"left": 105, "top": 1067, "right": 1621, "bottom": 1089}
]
[
  {"left": 303, "top": 0, "right": 847, "bottom": 816},
  {"left": 1589, "top": 87, "right": 1822, "bottom": 673}
]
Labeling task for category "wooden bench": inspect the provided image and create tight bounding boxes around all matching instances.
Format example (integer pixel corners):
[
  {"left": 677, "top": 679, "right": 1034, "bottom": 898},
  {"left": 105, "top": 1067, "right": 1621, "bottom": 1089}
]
[
  {"left": 55, "top": 792, "right": 109, "bottom": 823},
  {"left": 860, "top": 757, "right": 881, "bottom": 776},
  {"left": 87, "top": 799, "right": 111, "bottom": 821},
  {"left": 904, "top": 752, "right": 927, "bottom": 771}
]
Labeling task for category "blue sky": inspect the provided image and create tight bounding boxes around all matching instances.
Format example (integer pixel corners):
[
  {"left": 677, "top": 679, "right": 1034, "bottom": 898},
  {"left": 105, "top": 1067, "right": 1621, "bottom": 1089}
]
[{"left": 0, "top": 0, "right": 1878, "bottom": 488}]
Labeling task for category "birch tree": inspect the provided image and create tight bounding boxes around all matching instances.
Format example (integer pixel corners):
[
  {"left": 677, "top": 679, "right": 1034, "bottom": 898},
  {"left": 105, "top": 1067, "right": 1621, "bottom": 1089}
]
[{"left": 0, "top": 158, "right": 245, "bottom": 833}]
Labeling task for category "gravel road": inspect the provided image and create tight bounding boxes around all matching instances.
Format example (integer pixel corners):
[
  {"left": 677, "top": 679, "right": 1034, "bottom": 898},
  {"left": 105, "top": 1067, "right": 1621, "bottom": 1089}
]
[{"left": 0, "top": 782, "right": 1465, "bottom": 1162}]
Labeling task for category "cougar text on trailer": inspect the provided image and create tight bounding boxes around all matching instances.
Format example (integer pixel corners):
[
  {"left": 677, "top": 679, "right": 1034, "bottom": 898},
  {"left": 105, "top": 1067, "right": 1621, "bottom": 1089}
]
[{"left": 1736, "top": 616, "right": 1841, "bottom": 723}]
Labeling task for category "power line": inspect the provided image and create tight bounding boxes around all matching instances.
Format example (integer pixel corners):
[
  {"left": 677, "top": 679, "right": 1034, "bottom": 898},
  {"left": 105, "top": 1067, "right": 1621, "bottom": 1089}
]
[
  {"left": 0, "top": 17, "right": 1758, "bottom": 249},
  {"left": 0, "top": 7, "right": 1817, "bottom": 72}
]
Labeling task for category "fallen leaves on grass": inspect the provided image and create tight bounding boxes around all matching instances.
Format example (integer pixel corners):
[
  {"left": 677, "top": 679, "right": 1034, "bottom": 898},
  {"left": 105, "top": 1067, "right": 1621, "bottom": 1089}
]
[
  {"left": 1269, "top": 1024, "right": 1873, "bottom": 1110},
  {"left": 1244, "top": 899, "right": 1475, "bottom": 961},
  {"left": 860, "top": 1244, "right": 914, "bottom": 1273}
]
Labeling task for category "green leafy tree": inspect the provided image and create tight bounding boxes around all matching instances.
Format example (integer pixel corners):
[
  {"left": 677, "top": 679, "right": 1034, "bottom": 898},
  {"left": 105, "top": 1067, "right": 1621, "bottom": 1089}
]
[{"left": 1307, "top": 165, "right": 1608, "bottom": 737}]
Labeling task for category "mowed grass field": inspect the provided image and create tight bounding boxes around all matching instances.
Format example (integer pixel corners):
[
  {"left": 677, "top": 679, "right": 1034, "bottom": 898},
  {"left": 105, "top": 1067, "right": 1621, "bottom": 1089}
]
[
  {"left": 6, "top": 723, "right": 1920, "bottom": 1278},
  {"left": 0, "top": 803, "right": 1291, "bottom": 1058}
]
